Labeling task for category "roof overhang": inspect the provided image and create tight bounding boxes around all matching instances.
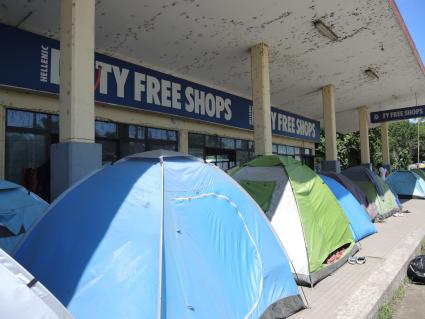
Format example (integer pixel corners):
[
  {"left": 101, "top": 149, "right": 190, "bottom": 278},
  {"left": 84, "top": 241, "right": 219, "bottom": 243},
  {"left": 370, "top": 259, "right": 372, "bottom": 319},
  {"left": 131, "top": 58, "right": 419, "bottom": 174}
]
[{"left": 0, "top": 0, "right": 424, "bottom": 133}]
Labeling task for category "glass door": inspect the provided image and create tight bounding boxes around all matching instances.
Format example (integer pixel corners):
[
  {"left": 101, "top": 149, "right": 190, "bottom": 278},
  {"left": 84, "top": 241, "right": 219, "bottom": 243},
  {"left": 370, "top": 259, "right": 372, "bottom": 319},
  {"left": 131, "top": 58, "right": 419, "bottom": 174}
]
[{"left": 204, "top": 147, "right": 236, "bottom": 170}]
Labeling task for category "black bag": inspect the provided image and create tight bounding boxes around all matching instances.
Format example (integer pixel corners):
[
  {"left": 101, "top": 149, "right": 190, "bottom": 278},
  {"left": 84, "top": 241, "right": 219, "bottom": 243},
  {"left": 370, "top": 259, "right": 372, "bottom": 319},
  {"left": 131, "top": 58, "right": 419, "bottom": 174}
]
[{"left": 407, "top": 255, "right": 425, "bottom": 284}]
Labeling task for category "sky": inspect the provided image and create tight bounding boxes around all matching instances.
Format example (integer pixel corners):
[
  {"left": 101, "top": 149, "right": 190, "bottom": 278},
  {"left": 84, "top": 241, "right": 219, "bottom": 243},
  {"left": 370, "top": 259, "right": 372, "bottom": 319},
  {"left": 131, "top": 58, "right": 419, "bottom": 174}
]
[{"left": 395, "top": 0, "right": 425, "bottom": 63}]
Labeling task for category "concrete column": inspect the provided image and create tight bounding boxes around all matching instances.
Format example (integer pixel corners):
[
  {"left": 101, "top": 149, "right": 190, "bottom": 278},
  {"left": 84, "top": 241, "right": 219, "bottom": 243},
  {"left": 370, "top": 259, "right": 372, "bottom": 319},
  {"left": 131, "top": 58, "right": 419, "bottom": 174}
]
[
  {"left": 381, "top": 122, "right": 391, "bottom": 170},
  {"left": 321, "top": 84, "right": 340, "bottom": 172},
  {"left": 0, "top": 106, "right": 5, "bottom": 179},
  {"left": 179, "top": 129, "right": 189, "bottom": 154},
  {"left": 358, "top": 106, "right": 371, "bottom": 167},
  {"left": 51, "top": 0, "right": 101, "bottom": 200},
  {"left": 251, "top": 43, "right": 272, "bottom": 156},
  {"left": 59, "top": 0, "right": 95, "bottom": 143}
]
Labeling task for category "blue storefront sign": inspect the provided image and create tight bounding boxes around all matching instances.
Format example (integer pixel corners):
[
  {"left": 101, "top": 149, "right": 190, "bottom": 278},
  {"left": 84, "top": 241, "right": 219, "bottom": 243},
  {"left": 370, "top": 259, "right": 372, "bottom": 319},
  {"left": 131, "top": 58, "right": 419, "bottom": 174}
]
[
  {"left": 269, "top": 107, "right": 319, "bottom": 142},
  {"left": 0, "top": 23, "right": 320, "bottom": 142},
  {"left": 370, "top": 105, "right": 425, "bottom": 123}
]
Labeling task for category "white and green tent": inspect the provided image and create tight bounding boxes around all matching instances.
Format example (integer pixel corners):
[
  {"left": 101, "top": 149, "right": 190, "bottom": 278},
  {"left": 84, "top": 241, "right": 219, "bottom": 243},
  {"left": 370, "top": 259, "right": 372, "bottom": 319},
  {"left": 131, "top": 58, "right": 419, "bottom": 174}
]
[{"left": 230, "top": 155, "right": 357, "bottom": 286}]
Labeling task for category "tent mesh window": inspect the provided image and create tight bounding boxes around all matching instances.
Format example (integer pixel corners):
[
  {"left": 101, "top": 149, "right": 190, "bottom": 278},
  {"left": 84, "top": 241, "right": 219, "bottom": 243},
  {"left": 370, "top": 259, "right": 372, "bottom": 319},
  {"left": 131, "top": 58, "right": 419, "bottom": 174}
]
[{"left": 239, "top": 180, "right": 276, "bottom": 212}]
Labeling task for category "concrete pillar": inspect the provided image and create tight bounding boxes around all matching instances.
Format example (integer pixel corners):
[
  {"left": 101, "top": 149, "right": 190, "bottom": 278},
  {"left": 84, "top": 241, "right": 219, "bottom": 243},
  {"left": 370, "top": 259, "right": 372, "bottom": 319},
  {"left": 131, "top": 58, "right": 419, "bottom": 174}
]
[
  {"left": 59, "top": 0, "right": 95, "bottom": 143},
  {"left": 0, "top": 106, "right": 5, "bottom": 179},
  {"left": 251, "top": 43, "right": 272, "bottom": 156},
  {"left": 321, "top": 84, "right": 340, "bottom": 172},
  {"left": 179, "top": 129, "right": 189, "bottom": 154},
  {"left": 358, "top": 106, "right": 371, "bottom": 167},
  {"left": 381, "top": 122, "right": 391, "bottom": 170},
  {"left": 51, "top": 0, "right": 101, "bottom": 200}
]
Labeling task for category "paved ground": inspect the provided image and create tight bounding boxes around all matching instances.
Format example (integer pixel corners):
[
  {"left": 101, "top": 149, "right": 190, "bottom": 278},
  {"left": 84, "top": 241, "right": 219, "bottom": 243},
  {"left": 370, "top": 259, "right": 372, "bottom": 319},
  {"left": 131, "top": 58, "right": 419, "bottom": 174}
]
[
  {"left": 291, "top": 199, "right": 425, "bottom": 319},
  {"left": 394, "top": 283, "right": 425, "bottom": 318}
]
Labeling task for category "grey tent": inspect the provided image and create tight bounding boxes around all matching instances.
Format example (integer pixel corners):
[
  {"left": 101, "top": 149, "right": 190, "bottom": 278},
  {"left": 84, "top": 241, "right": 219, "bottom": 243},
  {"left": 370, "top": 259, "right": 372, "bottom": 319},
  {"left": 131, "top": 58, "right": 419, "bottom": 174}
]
[
  {"left": 0, "top": 248, "right": 73, "bottom": 319},
  {"left": 322, "top": 172, "right": 378, "bottom": 221},
  {"left": 342, "top": 166, "right": 399, "bottom": 219}
]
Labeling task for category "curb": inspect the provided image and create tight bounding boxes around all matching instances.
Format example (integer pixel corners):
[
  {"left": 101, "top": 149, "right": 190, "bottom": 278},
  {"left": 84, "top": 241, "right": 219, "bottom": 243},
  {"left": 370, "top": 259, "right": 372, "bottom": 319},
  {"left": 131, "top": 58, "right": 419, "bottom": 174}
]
[{"left": 334, "top": 227, "right": 425, "bottom": 319}]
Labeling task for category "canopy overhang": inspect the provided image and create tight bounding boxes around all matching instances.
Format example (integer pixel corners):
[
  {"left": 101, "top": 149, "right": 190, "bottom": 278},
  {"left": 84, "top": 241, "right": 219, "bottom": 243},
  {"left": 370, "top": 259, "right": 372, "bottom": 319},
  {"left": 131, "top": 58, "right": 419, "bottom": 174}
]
[{"left": 0, "top": 0, "right": 424, "bottom": 133}]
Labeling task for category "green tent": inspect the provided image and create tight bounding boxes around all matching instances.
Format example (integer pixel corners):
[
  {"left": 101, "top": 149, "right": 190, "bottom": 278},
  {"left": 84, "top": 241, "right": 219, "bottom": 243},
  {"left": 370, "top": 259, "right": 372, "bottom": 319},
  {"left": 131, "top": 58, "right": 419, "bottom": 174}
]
[
  {"left": 342, "top": 166, "right": 399, "bottom": 219},
  {"left": 231, "top": 155, "right": 357, "bottom": 286}
]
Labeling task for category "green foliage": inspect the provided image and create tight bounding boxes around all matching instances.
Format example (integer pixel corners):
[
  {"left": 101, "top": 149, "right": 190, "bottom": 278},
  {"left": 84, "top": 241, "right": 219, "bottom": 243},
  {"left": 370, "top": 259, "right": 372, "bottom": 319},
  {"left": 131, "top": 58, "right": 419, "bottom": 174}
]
[
  {"left": 389, "top": 120, "right": 425, "bottom": 170},
  {"left": 337, "top": 131, "right": 361, "bottom": 169},
  {"left": 316, "top": 130, "right": 361, "bottom": 169},
  {"left": 377, "top": 279, "right": 406, "bottom": 319},
  {"left": 317, "top": 120, "right": 425, "bottom": 170}
]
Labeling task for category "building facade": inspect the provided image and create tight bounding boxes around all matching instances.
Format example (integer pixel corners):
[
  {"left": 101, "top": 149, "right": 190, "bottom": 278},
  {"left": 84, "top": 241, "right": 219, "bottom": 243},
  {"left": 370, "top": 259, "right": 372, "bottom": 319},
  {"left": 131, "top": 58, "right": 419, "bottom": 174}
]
[{"left": 0, "top": 23, "right": 319, "bottom": 201}]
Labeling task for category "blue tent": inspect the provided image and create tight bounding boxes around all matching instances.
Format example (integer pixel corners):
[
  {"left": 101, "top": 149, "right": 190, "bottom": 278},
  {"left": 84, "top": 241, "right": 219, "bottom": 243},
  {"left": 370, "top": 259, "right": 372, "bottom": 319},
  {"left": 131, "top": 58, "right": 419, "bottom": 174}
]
[
  {"left": 15, "top": 150, "right": 305, "bottom": 319},
  {"left": 387, "top": 171, "right": 425, "bottom": 199},
  {"left": 0, "top": 180, "right": 48, "bottom": 254},
  {"left": 320, "top": 175, "right": 377, "bottom": 241}
]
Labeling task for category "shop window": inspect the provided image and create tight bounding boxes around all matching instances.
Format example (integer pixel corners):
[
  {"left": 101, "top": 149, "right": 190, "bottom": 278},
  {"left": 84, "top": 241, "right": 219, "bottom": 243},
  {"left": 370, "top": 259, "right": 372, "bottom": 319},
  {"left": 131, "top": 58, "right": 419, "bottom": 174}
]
[
  {"left": 271, "top": 142, "right": 314, "bottom": 169},
  {"left": 148, "top": 128, "right": 177, "bottom": 141},
  {"left": 98, "top": 140, "right": 118, "bottom": 163},
  {"left": 188, "top": 133, "right": 205, "bottom": 158},
  {"left": 236, "top": 150, "right": 249, "bottom": 166},
  {"left": 95, "top": 121, "right": 119, "bottom": 164},
  {"left": 221, "top": 137, "right": 235, "bottom": 150},
  {"left": 205, "top": 135, "right": 219, "bottom": 148},
  {"left": 189, "top": 133, "right": 205, "bottom": 147},
  {"left": 217, "top": 154, "right": 232, "bottom": 170},
  {"left": 95, "top": 121, "right": 118, "bottom": 138},
  {"left": 148, "top": 128, "right": 165, "bottom": 140},
  {"left": 167, "top": 131, "right": 177, "bottom": 141},
  {"left": 128, "top": 125, "right": 145, "bottom": 139},
  {"left": 236, "top": 139, "right": 248, "bottom": 150},
  {"left": 51, "top": 115, "right": 59, "bottom": 134},
  {"left": 7, "top": 109, "right": 34, "bottom": 128},
  {"left": 5, "top": 109, "right": 58, "bottom": 201},
  {"left": 147, "top": 127, "right": 178, "bottom": 151},
  {"left": 5, "top": 110, "right": 179, "bottom": 199},
  {"left": 121, "top": 124, "right": 146, "bottom": 157},
  {"left": 5, "top": 132, "right": 49, "bottom": 182},
  {"left": 189, "top": 132, "right": 252, "bottom": 169},
  {"left": 205, "top": 154, "right": 216, "bottom": 164},
  {"left": 286, "top": 146, "right": 295, "bottom": 155},
  {"left": 120, "top": 141, "right": 146, "bottom": 157},
  {"left": 149, "top": 141, "right": 176, "bottom": 151},
  {"left": 35, "top": 113, "right": 48, "bottom": 129},
  {"left": 189, "top": 147, "right": 204, "bottom": 158}
]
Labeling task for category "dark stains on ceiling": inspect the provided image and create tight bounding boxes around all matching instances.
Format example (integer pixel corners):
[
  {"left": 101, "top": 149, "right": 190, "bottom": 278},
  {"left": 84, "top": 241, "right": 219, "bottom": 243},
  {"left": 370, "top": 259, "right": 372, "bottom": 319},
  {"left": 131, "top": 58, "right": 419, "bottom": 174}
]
[{"left": 0, "top": 0, "right": 423, "bottom": 119}]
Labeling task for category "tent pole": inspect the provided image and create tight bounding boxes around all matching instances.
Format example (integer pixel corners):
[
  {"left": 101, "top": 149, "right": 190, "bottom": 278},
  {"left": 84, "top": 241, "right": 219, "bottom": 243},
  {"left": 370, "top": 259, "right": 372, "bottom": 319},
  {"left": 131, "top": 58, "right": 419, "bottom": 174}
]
[{"left": 157, "top": 156, "right": 165, "bottom": 319}]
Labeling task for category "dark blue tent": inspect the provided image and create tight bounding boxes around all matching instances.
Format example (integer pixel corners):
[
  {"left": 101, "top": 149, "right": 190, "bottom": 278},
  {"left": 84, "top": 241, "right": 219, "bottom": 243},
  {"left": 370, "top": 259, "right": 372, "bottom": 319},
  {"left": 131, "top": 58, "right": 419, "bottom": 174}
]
[
  {"left": 0, "top": 180, "right": 48, "bottom": 254},
  {"left": 321, "top": 171, "right": 378, "bottom": 221},
  {"left": 15, "top": 150, "right": 305, "bottom": 319},
  {"left": 320, "top": 175, "right": 377, "bottom": 241}
]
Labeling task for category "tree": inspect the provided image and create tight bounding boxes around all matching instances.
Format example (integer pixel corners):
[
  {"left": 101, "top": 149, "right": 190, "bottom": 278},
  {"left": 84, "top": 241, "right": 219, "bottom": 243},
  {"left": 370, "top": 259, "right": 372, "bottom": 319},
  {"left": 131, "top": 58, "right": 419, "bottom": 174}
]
[
  {"left": 388, "top": 120, "right": 425, "bottom": 170},
  {"left": 316, "top": 120, "right": 425, "bottom": 170}
]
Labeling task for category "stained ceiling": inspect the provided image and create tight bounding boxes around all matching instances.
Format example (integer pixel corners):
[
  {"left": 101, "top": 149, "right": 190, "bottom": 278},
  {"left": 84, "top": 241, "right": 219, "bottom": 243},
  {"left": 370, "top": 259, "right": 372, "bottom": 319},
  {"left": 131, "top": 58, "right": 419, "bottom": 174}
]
[{"left": 1, "top": 0, "right": 424, "bottom": 132}]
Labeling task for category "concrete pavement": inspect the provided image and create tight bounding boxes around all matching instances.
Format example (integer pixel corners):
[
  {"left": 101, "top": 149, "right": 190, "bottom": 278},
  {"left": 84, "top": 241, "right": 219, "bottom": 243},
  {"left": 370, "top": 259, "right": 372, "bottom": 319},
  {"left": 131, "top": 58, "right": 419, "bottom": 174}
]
[{"left": 291, "top": 199, "right": 425, "bottom": 319}]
